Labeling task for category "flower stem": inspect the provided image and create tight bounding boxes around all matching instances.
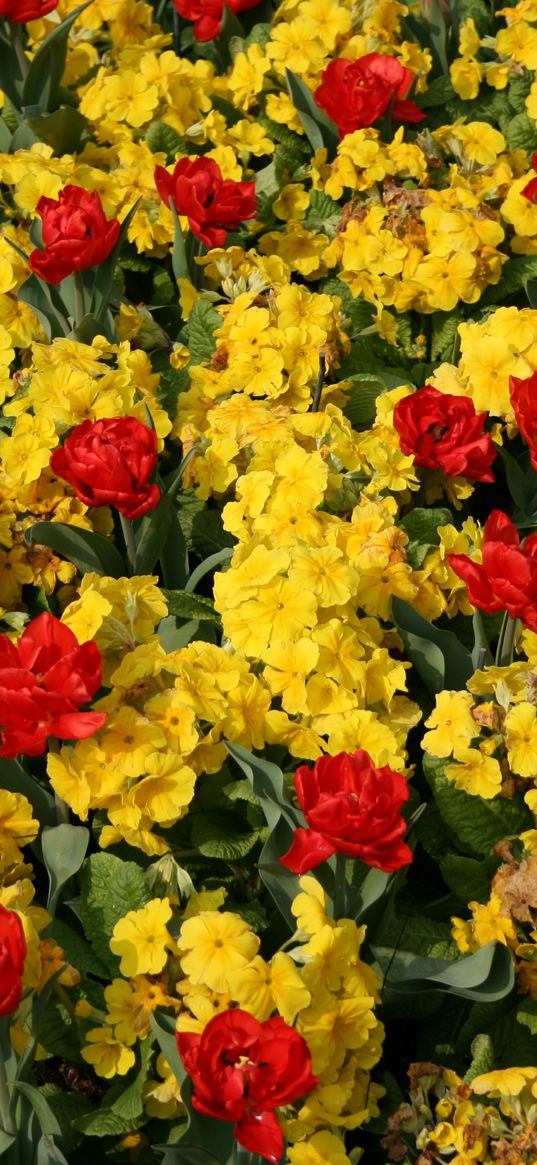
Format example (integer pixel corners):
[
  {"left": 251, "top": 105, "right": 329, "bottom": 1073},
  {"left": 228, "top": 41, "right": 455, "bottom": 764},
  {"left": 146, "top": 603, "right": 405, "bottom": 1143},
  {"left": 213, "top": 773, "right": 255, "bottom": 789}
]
[
  {"left": 74, "top": 270, "right": 86, "bottom": 329},
  {"left": 310, "top": 352, "right": 326, "bottom": 413},
  {"left": 496, "top": 614, "right": 519, "bottom": 667},
  {"left": 0, "top": 1036, "right": 15, "bottom": 1138},
  {"left": 120, "top": 514, "right": 137, "bottom": 576},
  {"left": 333, "top": 851, "right": 347, "bottom": 920},
  {"left": 11, "top": 27, "right": 28, "bottom": 81}
]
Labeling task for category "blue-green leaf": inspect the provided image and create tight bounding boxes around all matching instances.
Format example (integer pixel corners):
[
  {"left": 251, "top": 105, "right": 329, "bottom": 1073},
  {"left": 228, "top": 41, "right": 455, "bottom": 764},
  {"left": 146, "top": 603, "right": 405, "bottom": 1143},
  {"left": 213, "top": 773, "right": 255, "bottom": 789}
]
[
  {"left": 42, "top": 824, "right": 89, "bottom": 914},
  {"left": 24, "top": 521, "right": 126, "bottom": 579}
]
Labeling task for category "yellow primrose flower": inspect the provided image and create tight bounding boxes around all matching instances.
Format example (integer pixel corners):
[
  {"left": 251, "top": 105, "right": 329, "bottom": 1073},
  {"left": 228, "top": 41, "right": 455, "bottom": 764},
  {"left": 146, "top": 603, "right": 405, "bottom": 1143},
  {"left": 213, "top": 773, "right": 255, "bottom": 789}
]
[
  {"left": 227, "top": 951, "right": 311, "bottom": 1023},
  {"left": 110, "top": 898, "right": 172, "bottom": 977},
  {"left": 504, "top": 702, "right": 537, "bottom": 777},
  {"left": 81, "top": 1028, "right": 136, "bottom": 1078},
  {"left": 178, "top": 911, "right": 260, "bottom": 993},
  {"left": 288, "top": 1131, "right": 352, "bottom": 1165},
  {"left": 422, "top": 690, "right": 477, "bottom": 757},
  {"left": 444, "top": 748, "right": 503, "bottom": 799}
]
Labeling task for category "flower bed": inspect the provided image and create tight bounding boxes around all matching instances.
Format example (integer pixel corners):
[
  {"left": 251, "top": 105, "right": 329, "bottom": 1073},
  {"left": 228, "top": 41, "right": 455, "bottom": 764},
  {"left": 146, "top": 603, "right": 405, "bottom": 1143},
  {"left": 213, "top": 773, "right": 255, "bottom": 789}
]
[{"left": 1, "top": 1, "right": 537, "bottom": 1163}]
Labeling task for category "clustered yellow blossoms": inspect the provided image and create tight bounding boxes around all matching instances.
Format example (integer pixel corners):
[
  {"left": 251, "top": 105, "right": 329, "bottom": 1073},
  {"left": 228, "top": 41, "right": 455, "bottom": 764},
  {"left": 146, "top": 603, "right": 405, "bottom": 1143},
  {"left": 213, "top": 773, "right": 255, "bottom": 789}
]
[
  {"left": 78, "top": 875, "right": 385, "bottom": 1147},
  {"left": 384, "top": 1062, "right": 537, "bottom": 1164}
]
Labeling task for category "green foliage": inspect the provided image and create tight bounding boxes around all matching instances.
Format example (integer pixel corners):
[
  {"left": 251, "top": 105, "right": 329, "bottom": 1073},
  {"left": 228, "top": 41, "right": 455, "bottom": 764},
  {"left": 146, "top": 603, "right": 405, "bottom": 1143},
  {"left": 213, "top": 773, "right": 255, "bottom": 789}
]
[
  {"left": 424, "top": 754, "right": 533, "bottom": 857},
  {"left": 79, "top": 853, "right": 150, "bottom": 974},
  {"left": 392, "top": 597, "right": 474, "bottom": 695},
  {"left": 24, "top": 521, "right": 126, "bottom": 578},
  {"left": 186, "top": 300, "right": 221, "bottom": 365}
]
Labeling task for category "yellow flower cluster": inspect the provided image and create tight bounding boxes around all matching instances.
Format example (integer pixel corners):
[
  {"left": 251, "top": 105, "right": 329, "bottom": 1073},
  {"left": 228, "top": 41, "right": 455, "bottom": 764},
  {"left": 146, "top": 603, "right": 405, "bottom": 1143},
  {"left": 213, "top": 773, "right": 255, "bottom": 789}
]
[{"left": 81, "top": 876, "right": 384, "bottom": 1146}]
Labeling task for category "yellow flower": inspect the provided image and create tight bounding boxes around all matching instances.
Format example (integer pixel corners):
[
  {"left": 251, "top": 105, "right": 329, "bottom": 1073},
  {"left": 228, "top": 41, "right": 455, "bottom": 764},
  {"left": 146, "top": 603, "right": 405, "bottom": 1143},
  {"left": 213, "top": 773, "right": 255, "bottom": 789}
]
[
  {"left": 288, "top": 1131, "right": 352, "bottom": 1165},
  {"left": 110, "top": 898, "right": 172, "bottom": 977},
  {"left": 81, "top": 1028, "right": 136, "bottom": 1078},
  {"left": 445, "top": 748, "right": 503, "bottom": 799},
  {"left": 504, "top": 703, "right": 537, "bottom": 777},
  {"left": 0, "top": 790, "right": 39, "bottom": 874},
  {"left": 178, "top": 911, "right": 260, "bottom": 994},
  {"left": 227, "top": 952, "right": 311, "bottom": 1023},
  {"left": 422, "top": 690, "right": 477, "bottom": 757}
]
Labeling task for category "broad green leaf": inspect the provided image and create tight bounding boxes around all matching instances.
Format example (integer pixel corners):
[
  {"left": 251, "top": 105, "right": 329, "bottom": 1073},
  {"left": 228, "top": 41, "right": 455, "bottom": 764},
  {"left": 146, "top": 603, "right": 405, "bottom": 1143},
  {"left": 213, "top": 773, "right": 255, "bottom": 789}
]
[
  {"left": 392, "top": 941, "right": 514, "bottom": 1002},
  {"left": 184, "top": 547, "right": 233, "bottom": 593},
  {"left": 42, "top": 824, "right": 89, "bottom": 914},
  {"left": 400, "top": 507, "right": 453, "bottom": 545},
  {"left": 79, "top": 853, "right": 150, "bottom": 974},
  {"left": 22, "top": 1, "right": 92, "bottom": 111},
  {"left": 190, "top": 809, "right": 263, "bottom": 860},
  {"left": 17, "top": 274, "right": 70, "bottom": 341},
  {"left": 440, "top": 852, "right": 500, "bottom": 903},
  {"left": 133, "top": 493, "right": 172, "bottom": 575},
  {"left": 162, "top": 589, "right": 220, "bottom": 624},
  {"left": 464, "top": 1034, "right": 494, "bottom": 1083},
  {"left": 26, "top": 106, "right": 86, "bottom": 154},
  {"left": 497, "top": 444, "right": 537, "bottom": 517},
  {"left": 170, "top": 201, "right": 190, "bottom": 285},
  {"left": 48, "top": 918, "right": 110, "bottom": 979},
  {"left": 0, "top": 757, "right": 55, "bottom": 826},
  {"left": 424, "top": 754, "right": 533, "bottom": 857},
  {"left": 24, "top": 521, "right": 126, "bottom": 579},
  {"left": 35, "top": 1135, "right": 69, "bottom": 1165},
  {"left": 0, "top": 34, "right": 25, "bottom": 108},
  {"left": 145, "top": 119, "right": 183, "bottom": 160},
  {"left": 342, "top": 375, "right": 385, "bottom": 429},
  {"left": 187, "top": 299, "right": 221, "bottom": 365},
  {"left": 285, "top": 69, "right": 339, "bottom": 158},
  {"left": 517, "top": 996, "right": 537, "bottom": 1035},
  {"left": 88, "top": 198, "right": 141, "bottom": 323},
  {"left": 0, "top": 1131, "right": 15, "bottom": 1154},
  {"left": 10, "top": 1084, "right": 61, "bottom": 1137},
  {"left": 159, "top": 508, "right": 190, "bottom": 589},
  {"left": 392, "top": 596, "right": 473, "bottom": 694}
]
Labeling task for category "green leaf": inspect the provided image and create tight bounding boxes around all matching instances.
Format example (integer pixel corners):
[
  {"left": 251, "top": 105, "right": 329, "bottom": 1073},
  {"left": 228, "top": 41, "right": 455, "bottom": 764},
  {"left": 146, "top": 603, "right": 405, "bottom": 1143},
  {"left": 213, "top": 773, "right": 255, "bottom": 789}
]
[
  {"left": 190, "top": 809, "right": 263, "bottom": 860},
  {"left": 48, "top": 918, "right": 110, "bottom": 979},
  {"left": 342, "top": 375, "right": 385, "bottom": 429},
  {"left": 0, "top": 757, "right": 55, "bottom": 826},
  {"left": 0, "top": 1131, "right": 15, "bottom": 1154},
  {"left": 79, "top": 853, "right": 150, "bottom": 975},
  {"left": 190, "top": 509, "right": 235, "bottom": 557},
  {"left": 17, "top": 274, "right": 70, "bottom": 341},
  {"left": 71, "top": 1107, "right": 139, "bottom": 1138},
  {"left": 304, "top": 190, "right": 341, "bottom": 234},
  {"left": 419, "top": 75, "right": 456, "bottom": 108},
  {"left": 133, "top": 493, "right": 172, "bottom": 575},
  {"left": 392, "top": 596, "right": 474, "bottom": 694},
  {"left": 0, "top": 34, "right": 25, "bottom": 108},
  {"left": 42, "top": 824, "right": 89, "bottom": 914},
  {"left": 150, "top": 1010, "right": 186, "bottom": 1087},
  {"left": 24, "top": 521, "right": 126, "bottom": 578},
  {"left": 186, "top": 300, "right": 221, "bottom": 365},
  {"left": 424, "top": 753, "right": 533, "bottom": 857},
  {"left": 10, "top": 1084, "right": 62, "bottom": 1137},
  {"left": 159, "top": 507, "right": 190, "bottom": 589},
  {"left": 497, "top": 444, "right": 537, "bottom": 516},
  {"left": 162, "top": 589, "right": 220, "bottom": 624},
  {"left": 400, "top": 507, "right": 453, "bottom": 545},
  {"left": 22, "top": 1, "right": 92, "bottom": 111},
  {"left": 38, "top": 995, "right": 82, "bottom": 1063},
  {"left": 483, "top": 256, "right": 537, "bottom": 304},
  {"left": 26, "top": 106, "right": 86, "bottom": 155},
  {"left": 88, "top": 197, "right": 141, "bottom": 324},
  {"left": 145, "top": 120, "right": 184, "bottom": 161},
  {"left": 170, "top": 201, "right": 190, "bottom": 285},
  {"left": 38, "top": 1090, "right": 92, "bottom": 1155},
  {"left": 505, "top": 111, "right": 537, "bottom": 152},
  {"left": 440, "top": 852, "right": 500, "bottom": 903},
  {"left": 517, "top": 996, "right": 537, "bottom": 1035},
  {"left": 108, "top": 1039, "right": 153, "bottom": 1122},
  {"left": 35, "top": 1135, "right": 69, "bottom": 1165},
  {"left": 464, "top": 1033, "right": 495, "bottom": 1082},
  {"left": 285, "top": 69, "right": 339, "bottom": 158},
  {"left": 384, "top": 941, "right": 514, "bottom": 1002}
]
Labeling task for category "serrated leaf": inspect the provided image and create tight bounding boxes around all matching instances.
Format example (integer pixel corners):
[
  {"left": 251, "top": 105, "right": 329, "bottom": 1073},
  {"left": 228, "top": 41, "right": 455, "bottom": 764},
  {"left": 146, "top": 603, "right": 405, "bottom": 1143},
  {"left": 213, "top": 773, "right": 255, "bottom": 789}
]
[
  {"left": 400, "top": 507, "right": 453, "bottom": 544},
  {"left": 186, "top": 300, "right": 221, "bottom": 365},
  {"left": 505, "top": 111, "right": 537, "bottom": 152},
  {"left": 464, "top": 1033, "right": 495, "bottom": 1082},
  {"left": 24, "top": 521, "right": 126, "bottom": 578},
  {"left": 190, "top": 809, "right": 262, "bottom": 860},
  {"left": 342, "top": 375, "right": 385, "bottom": 429},
  {"left": 162, "top": 589, "right": 220, "bottom": 624},
  {"left": 145, "top": 120, "right": 183, "bottom": 161},
  {"left": 48, "top": 918, "right": 110, "bottom": 979},
  {"left": 424, "top": 753, "right": 533, "bottom": 857},
  {"left": 79, "top": 853, "right": 150, "bottom": 974}
]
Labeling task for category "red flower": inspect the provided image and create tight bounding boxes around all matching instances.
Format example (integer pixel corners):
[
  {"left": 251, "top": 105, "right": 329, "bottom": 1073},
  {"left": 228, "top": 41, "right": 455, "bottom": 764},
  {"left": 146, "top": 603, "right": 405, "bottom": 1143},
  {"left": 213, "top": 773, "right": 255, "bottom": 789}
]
[
  {"left": 448, "top": 510, "right": 537, "bottom": 631},
  {"left": 0, "top": 905, "right": 26, "bottom": 1017},
  {"left": 155, "top": 157, "right": 257, "bottom": 247},
  {"left": 393, "top": 386, "right": 496, "bottom": 482},
  {"left": 510, "top": 370, "right": 537, "bottom": 471},
  {"left": 172, "top": 0, "right": 259, "bottom": 42},
  {"left": 28, "top": 186, "right": 120, "bottom": 285},
  {"left": 177, "top": 1010, "right": 317, "bottom": 1163},
  {"left": 280, "top": 750, "right": 413, "bottom": 876},
  {"left": 0, "top": 0, "right": 58, "bottom": 20},
  {"left": 0, "top": 612, "right": 106, "bottom": 758},
  {"left": 314, "top": 54, "right": 424, "bottom": 139},
  {"left": 50, "top": 416, "right": 160, "bottom": 519}
]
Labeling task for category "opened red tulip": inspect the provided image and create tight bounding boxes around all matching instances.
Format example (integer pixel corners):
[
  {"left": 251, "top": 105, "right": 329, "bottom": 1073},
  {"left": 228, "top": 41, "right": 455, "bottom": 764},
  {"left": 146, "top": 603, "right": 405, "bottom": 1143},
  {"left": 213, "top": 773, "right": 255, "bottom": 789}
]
[
  {"left": 177, "top": 1010, "right": 317, "bottom": 1162},
  {"left": 510, "top": 370, "right": 537, "bottom": 471},
  {"left": 29, "top": 186, "right": 120, "bottom": 285},
  {"left": 280, "top": 750, "right": 413, "bottom": 876},
  {"left": 449, "top": 510, "right": 537, "bottom": 631},
  {"left": 0, "top": 905, "right": 26, "bottom": 1016},
  {"left": 393, "top": 386, "right": 496, "bottom": 481},
  {"left": 172, "top": 0, "right": 259, "bottom": 41},
  {"left": 314, "top": 54, "right": 424, "bottom": 139},
  {"left": 50, "top": 416, "right": 160, "bottom": 519},
  {"left": 0, "top": 612, "right": 106, "bottom": 758},
  {"left": 155, "top": 157, "right": 257, "bottom": 247},
  {"left": 0, "top": 0, "right": 58, "bottom": 20}
]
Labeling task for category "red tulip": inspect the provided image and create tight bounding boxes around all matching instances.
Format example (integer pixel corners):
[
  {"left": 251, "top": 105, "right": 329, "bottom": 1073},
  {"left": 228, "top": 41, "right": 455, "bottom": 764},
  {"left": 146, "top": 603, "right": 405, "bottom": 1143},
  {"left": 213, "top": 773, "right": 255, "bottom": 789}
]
[
  {"left": 448, "top": 510, "right": 537, "bottom": 631},
  {"left": 510, "top": 370, "right": 537, "bottom": 471},
  {"left": 29, "top": 186, "right": 120, "bottom": 285},
  {"left": 0, "top": 0, "right": 58, "bottom": 21},
  {"left": 178, "top": 1010, "right": 317, "bottom": 1163},
  {"left": 393, "top": 386, "right": 496, "bottom": 481},
  {"left": 0, "top": 905, "right": 26, "bottom": 1017},
  {"left": 172, "top": 0, "right": 259, "bottom": 42},
  {"left": 280, "top": 750, "right": 412, "bottom": 876},
  {"left": 0, "top": 612, "right": 106, "bottom": 758},
  {"left": 155, "top": 157, "right": 257, "bottom": 247},
  {"left": 314, "top": 54, "right": 424, "bottom": 139},
  {"left": 50, "top": 416, "right": 160, "bottom": 519}
]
